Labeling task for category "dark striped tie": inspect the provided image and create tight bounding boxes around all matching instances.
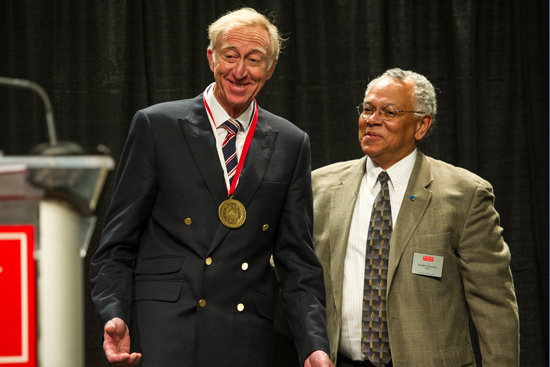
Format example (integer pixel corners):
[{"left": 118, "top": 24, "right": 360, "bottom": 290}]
[
  {"left": 362, "top": 171, "right": 392, "bottom": 366},
  {"left": 222, "top": 119, "right": 241, "bottom": 185}
]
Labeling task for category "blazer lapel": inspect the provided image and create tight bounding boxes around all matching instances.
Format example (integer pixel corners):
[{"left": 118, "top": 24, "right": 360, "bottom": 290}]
[
  {"left": 207, "top": 107, "right": 278, "bottom": 255},
  {"left": 233, "top": 108, "right": 278, "bottom": 207},
  {"left": 178, "top": 95, "right": 228, "bottom": 207},
  {"left": 387, "top": 151, "right": 433, "bottom": 290},
  {"left": 329, "top": 157, "right": 366, "bottom": 319}
]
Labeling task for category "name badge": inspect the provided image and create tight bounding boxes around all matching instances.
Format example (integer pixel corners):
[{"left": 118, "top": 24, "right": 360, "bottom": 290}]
[{"left": 411, "top": 252, "right": 444, "bottom": 278}]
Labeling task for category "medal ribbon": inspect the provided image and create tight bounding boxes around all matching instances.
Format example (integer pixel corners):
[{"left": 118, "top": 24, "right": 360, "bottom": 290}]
[{"left": 203, "top": 89, "right": 258, "bottom": 196}]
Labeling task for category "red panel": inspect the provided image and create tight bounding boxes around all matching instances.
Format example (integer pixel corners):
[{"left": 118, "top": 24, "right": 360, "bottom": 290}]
[{"left": 0, "top": 226, "right": 36, "bottom": 366}]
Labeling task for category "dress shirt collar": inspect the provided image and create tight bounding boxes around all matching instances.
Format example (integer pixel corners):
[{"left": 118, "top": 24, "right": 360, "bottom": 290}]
[
  {"left": 204, "top": 83, "right": 252, "bottom": 131},
  {"left": 366, "top": 149, "right": 418, "bottom": 191}
]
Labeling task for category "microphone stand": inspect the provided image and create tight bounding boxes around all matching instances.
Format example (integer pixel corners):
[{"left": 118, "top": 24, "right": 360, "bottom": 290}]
[{"left": 0, "top": 76, "right": 84, "bottom": 155}]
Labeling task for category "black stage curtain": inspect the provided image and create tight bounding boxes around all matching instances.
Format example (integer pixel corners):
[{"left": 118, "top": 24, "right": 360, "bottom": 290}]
[{"left": 0, "top": 1, "right": 547, "bottom": 366}]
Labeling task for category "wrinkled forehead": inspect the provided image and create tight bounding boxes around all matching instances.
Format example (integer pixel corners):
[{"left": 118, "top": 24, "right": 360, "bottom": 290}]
[
  {"left": 365, "top": 77, "right": 415, "bottom": 107},
  {"left": 216, "top": 25, "right": 271, "bottom": 50}
]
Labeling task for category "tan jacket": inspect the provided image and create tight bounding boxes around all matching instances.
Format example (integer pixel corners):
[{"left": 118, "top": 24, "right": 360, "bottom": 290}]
[{"left": 312, "top": 151, "right": 519, "bottom": 367}]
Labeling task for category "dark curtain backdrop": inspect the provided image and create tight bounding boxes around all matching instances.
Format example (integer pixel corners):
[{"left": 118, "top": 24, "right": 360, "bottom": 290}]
[{"left": 0, "top": 1, "right": 547, "bottom": 366}]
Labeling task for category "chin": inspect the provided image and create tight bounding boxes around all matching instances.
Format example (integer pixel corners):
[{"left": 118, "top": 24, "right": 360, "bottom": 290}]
[
  {"left": 228, "top": 96, "right": 252, "bottom": 109},
  {"left": 362, "top": 149, "right": 384, "bottom": 161},
  {"left": 360, "top": 145, "right": 374, "bottom": 156}
]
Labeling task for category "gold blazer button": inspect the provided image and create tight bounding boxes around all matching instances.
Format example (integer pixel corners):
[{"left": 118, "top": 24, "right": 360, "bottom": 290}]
[
  {"left": 199, "top": 299, "right": 206, "bottom": 307},
  {"left": 241, "top": 262, "right": 248, "bottom": 271},
  {"left": 262, "top": 224, "right": 269, "bottom": 231},
  {"left": 237, "top": 303, "right": 245, "bottom": 312},
  {"left": 205, "top": 257, "right": 212, "bottom": 266},
  {"left": 184, "top": 218, "right": 192, "bottom": 225}
]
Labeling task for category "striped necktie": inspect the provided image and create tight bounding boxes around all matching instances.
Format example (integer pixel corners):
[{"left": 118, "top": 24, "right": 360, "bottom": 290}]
[
  {"left": 222, "top": 118, "right": 241, "bottom": 185},
  {"left": 362, "top": 171, "right": 392, "bottom": 366}
]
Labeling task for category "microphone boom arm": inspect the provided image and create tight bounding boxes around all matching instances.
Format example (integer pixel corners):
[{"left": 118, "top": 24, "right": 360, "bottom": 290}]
[{"left": 0, "top": 76, "right": 57, "bottom": 146}]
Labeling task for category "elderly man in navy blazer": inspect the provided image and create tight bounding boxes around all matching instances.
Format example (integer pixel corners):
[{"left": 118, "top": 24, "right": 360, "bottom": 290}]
[{"left": 90, "top": 7, "right": 332, "bottom": 367}]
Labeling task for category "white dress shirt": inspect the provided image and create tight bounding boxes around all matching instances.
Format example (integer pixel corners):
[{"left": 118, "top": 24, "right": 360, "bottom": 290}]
[
  {"left": 204, "top": 83, "right": 254, "bottom": 191},
  {"left": 339, "top": 150, "right": 417, "bottom": 361}
]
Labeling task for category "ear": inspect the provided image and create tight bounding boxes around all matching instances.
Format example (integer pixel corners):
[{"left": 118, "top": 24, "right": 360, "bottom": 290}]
[
  {"left": 207, "top": 48, "right": 215, "bottom": 72},
  {"left": 265, "top": 58, "right": 278, "bottom": 81},
  {"left": 415, "top": 114, "right": 433, "bottom": 141}
]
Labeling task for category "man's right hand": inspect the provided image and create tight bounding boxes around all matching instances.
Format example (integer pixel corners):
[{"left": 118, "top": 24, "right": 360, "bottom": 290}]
[{"left": 103, "top": 317, "right": 142, "bottom": 366}]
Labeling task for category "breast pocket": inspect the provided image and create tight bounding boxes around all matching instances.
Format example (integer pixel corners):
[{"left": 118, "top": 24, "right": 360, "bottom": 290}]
[
  {"left": 410, "top": 231, "right": 458, "bottom": 286},
  {"left": 258, "top": 182, "right": 289, "bottom": 195},
  {"left": 412, "top": 232, "right": 452, "bottom": 256}
]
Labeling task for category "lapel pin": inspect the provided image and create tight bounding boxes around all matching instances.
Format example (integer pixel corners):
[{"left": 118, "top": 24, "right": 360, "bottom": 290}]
[{"left": 410, "top": 195, "right": 416, "bottom": 201}]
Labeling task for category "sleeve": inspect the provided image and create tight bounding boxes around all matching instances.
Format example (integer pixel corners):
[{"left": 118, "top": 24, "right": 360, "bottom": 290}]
[
  {"left": 89, "top": 109, "right": 158, "bottom": 330},
  {"left": 457, "top": 180, "right": 520, "bottom": 366},
  {"left": 272, "top": 132, "right": 331, "bottom": 365}
]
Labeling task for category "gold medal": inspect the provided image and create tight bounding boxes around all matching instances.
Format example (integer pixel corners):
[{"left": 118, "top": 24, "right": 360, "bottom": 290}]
[
  {"left": 204, "top": 93, "right": 257, "bottom": 230},
  {"left": 218, "top": 196, "right": 246, "bottom": 228}
]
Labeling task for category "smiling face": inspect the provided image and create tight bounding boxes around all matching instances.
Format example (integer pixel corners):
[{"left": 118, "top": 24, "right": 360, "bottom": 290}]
[
  {"left": 207, "top": 25, "right": 277, "bottom": 118},
  {"left": 358, "top": 77, "right": 432, "bottom": 169}
]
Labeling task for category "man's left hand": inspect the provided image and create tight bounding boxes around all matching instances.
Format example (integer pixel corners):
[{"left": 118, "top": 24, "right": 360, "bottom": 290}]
[{"left": 304, "top": 350, "right": 334, "bottom": 367}]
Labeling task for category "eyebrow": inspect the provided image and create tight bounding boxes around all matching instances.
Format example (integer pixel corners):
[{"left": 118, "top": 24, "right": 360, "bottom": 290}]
[
  {"left": 364, "top": 102, "right": 399, "bottom": 107},
  {"left": 219, "top": 44, "right": 267, "bottom": 56},
  {"left": 250, "top": 47, "right": 267, "bottom": 56},
  {"left": 219, "top": 44, "right": 236, "bottom": 52}
]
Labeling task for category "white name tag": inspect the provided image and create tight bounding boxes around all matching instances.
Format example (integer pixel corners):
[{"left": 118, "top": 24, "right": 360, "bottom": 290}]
[{"left": 411, "top": 252, "right": 444, "bottom": 278}]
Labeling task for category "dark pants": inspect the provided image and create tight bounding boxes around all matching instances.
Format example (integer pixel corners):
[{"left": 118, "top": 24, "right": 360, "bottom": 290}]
[{"left": 337, "top": 353, "right": 393, "bottom": 367}]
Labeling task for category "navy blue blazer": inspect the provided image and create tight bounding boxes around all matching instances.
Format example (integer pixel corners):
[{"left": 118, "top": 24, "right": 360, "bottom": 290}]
[{"left": 90, "top": 94, "right": 330, "bottom": 366}]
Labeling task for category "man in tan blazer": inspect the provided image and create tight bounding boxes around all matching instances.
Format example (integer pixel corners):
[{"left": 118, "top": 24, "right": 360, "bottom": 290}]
[{"left": 312, "top": 68, "right": 519, "bottom": 367}]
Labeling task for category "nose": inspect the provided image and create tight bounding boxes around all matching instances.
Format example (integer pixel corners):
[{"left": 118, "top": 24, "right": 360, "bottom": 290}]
[
  {"left": 233, "top": 58, "right": 248, "bottom": 79},
  {"left": 364, "top": 111, "right": 382, "bottom": 126}
]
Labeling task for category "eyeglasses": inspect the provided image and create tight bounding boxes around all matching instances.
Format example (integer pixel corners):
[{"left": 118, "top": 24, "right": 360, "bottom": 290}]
[{"left": 356, "top": 103, "right": 426, "bottom": 121}]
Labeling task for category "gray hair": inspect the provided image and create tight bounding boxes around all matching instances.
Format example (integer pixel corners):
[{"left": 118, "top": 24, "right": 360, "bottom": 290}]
[
  {"left": 365, "top": 68, "right": 437, "bottom": 135},
  {"left": 207, "top": 7, "right": 284, "bottom": 69}
]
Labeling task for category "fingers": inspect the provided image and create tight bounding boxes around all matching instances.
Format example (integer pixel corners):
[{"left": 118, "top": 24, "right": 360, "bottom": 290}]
[
  {"left": 110, "top": 352, "right": 142, "bottom": 367},
  {"left": 104, "top": 346, "right": 142, "bottom": 366},
  {"left": 103, "top": 318, "right": 141, "bottom": 366},
  {"left": 304, "top": 350, "right": 333, "bottom": 367},
  {"left": 104, "top": 317, "right": 127, "bottom": 341}
]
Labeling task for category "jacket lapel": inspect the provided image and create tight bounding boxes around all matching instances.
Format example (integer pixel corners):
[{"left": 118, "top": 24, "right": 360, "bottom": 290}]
[
  {"left": 178, "top": 94, "right": 228, "bottom": 207},
  {"left": 233, "top": 108, "right": 278, "bottom": 207},
  {"left": 387, "top": 151, "right": 433, "bottom": 290},
  {"left": 329, "top": 157, "right": 366, "bottom": 319}
]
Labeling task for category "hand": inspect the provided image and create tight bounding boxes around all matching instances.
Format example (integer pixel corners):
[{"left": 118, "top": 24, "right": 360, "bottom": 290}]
[
  {"left": 103, "top": 317, "right": 142, "bottom": 366},
  {"left": 304, "top": 350, "right": 334, "bottom": 367}
]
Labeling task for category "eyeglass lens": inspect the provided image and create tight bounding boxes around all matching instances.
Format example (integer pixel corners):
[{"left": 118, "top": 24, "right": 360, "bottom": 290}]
[{"left": 358, "top": 104, "right": 398, "bottom": 121}]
